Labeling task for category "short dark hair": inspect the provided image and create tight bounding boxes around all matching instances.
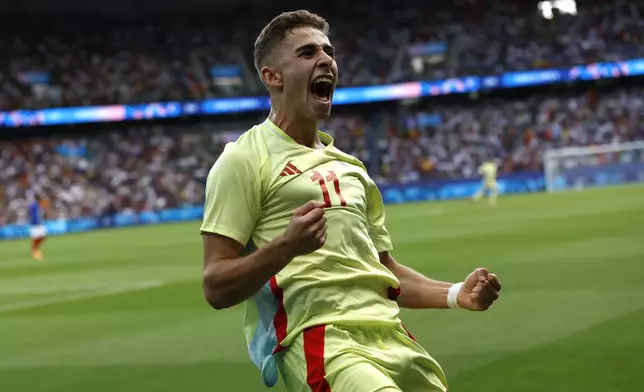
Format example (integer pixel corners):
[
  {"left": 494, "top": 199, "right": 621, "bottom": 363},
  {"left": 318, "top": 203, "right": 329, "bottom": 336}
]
[{"left": 253, "top": 10, "right": 330, "bottom": 74}]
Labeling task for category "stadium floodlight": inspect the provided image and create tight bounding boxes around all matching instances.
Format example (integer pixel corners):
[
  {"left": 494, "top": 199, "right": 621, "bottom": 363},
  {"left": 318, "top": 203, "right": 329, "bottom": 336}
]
[
  {"left": 544, "top": 140, "right": 644, "bottom": 192},
  {"left": 538, "top": 0, "right": 577, "bottom": 20}
]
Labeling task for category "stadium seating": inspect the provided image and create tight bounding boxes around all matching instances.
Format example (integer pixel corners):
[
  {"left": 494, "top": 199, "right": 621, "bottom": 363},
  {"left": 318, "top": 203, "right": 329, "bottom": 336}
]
[
  {"left": 3, "top": 86, "right": 644, "bottom": 225},
  {"left": 3, "top": 0, "right": 644, "bottom": 225},
  {"left": 2, "top": 0, "right": 644, "bottom": 110}
]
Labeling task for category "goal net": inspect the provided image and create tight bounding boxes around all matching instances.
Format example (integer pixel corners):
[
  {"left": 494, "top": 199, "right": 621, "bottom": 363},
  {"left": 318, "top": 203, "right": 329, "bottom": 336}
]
[{"left": 543, "top": 141, "right": 644, "bottom": 192}]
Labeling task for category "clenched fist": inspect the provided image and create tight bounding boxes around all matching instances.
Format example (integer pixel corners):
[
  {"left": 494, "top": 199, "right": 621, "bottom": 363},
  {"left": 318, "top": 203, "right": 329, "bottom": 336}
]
[
  {"left": 282, "top": 200, "right": 328, "bottom": 257},
  {"left": 457, "top": 268, "right": 502, "bottom": 311}
]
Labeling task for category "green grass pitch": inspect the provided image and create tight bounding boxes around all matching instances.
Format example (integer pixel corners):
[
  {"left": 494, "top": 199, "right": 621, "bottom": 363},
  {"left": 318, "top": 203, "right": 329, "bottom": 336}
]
[{"left": 1, "top": 185, "right": 643, "bottom": 392}]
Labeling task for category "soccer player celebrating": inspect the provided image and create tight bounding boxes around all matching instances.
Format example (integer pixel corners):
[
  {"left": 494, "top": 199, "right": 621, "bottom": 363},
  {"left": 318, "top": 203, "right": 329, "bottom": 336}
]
[
  {"left": 200, "top": 10, "right": 502, "bottom": 391},
  {"left": 472, "top": 158, "right": 500, "bottom": 206},
  {"left": 29, "top": 194, "right": 48, "bottom": 260}
]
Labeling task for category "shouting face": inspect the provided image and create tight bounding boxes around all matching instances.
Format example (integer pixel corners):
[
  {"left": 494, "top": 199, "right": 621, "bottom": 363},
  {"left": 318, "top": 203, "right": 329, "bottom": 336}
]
[{"left": 265, "top": 26, "right": 339, "bottom": 121}]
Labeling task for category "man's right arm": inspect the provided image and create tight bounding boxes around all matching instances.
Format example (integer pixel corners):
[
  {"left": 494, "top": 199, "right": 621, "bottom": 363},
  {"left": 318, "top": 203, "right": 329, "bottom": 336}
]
[
  {"left": 199, "top": 144, "right": 327, "bottom": 310},
  {"left": 202, "top": 233, "right": 296, "bottom": 309},
  {"left": 202, "top": 200, "right": 326, "bottom": 309}
]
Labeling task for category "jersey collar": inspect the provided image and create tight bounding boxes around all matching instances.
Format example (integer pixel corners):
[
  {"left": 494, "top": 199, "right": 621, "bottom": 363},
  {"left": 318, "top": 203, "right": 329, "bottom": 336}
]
[
  {"left": 263, "top": 118, "right": 335, "bottom": 149},
  {"left": 262, "top": 118, "right": 365, "bottom": 170}
]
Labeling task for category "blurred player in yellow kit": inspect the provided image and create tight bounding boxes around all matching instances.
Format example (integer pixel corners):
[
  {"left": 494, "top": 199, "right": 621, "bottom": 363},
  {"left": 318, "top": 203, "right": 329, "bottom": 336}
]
[
  {"left": 200, "top": 10, "right": 502, "bottom": 392},
  {"left": 472, "top": 159, "right": 499, "bottom": 206}
]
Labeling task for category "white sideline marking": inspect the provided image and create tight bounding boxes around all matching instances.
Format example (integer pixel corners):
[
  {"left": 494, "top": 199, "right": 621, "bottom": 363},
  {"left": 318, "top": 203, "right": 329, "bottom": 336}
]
[
  {"left": 425, "top": 208, "right": 445, "bottom": 216},
  {"left": 0, "top": 281, "right": 165, "bottom": 313},
  {"left": 0, "top": 285, "right": 138, "bottom": 295}
]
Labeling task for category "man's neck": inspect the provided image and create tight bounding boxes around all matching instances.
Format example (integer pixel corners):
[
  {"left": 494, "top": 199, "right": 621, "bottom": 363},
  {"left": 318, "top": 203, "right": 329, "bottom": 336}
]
[{"left": 268, "top": 108, "right": 322, "bottom": 149}]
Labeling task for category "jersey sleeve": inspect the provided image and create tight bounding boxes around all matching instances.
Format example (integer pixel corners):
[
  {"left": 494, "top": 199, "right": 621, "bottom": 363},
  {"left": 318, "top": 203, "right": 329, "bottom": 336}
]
[
  {"left": 366, "top": 181, "right": 393, "bottom": 253},
  {"left": 200, "top": 145, "right": 261, "bottom": 246}
]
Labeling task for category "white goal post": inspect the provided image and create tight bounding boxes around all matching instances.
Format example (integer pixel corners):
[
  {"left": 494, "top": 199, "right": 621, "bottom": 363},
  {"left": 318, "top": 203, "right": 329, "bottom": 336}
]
[{"left": 543, "top": 141, "right": 644, "bottom": 192}]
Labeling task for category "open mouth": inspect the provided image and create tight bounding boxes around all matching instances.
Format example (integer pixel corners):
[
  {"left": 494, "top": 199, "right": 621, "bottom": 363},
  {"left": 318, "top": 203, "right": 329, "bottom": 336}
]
[{"left": 309, "top": 76, "right": 334, "bottom": 103}]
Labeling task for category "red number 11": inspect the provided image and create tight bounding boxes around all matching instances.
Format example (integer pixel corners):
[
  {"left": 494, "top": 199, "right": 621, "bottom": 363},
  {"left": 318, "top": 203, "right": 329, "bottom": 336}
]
[{"left": 311, "top": 170, "right": 347, "bottom": 208}]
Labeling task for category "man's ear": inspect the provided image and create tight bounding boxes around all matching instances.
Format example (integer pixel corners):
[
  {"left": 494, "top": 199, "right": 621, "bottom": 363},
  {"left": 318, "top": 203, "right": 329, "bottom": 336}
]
[{"left": 260, "top": 65, "right": 283, "bottom": 90}]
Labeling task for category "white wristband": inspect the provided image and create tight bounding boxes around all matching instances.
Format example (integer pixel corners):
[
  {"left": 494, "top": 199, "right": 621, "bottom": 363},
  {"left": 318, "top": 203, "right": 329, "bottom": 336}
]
[{"left": 447, "top": 282, "right": 464, "bottom": 309}]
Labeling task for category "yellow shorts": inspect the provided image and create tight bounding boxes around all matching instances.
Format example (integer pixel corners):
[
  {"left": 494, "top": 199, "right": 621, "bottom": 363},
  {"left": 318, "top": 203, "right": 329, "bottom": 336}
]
[{"left": 277, "top": 323, "right": 448, "bottom": 392}]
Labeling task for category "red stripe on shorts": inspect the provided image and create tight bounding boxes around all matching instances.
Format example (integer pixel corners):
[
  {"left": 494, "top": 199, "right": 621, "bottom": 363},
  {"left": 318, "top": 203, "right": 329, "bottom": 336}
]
[
  {"left": 269, "top": 276, "right": 288, "bottom": 353},
  {"left": 304, "top": 326, "right": 332, "bottom": 392}
]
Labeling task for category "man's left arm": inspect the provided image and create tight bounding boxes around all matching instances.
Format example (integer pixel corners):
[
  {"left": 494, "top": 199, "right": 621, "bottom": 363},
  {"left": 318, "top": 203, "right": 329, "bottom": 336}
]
[
  {"left": 379, "top": 251, "right": 502, "bottom": 311},
  {"left": 364, "top": 179, "right": 501, "bottom": 311}
]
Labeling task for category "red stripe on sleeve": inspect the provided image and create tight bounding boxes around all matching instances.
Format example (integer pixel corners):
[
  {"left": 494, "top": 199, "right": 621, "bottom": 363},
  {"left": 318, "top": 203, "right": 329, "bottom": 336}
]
[
  {"left": 388, "top": 286, "right": 401, "bottom": 301},
  {"left": 401, "top": 323, "right": 417, "bottom": 342},
  {"left": 269, "top": 276, "right": 288, "bottom": 353},
  {"left": 304, "top": 326, "right": 331, "bottom": 392}
]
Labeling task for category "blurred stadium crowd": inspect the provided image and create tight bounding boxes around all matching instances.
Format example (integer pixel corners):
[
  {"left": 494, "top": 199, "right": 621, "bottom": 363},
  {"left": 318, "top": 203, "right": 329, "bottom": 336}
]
[
  {"left": 2, "top": 0, "right": 644, "bottom": 225},
  {"left": 3, "top": 85, "right": 644, "bottom": 225},
  {"left": 1, "top": 0, "right": 644, "bottom": 110}
]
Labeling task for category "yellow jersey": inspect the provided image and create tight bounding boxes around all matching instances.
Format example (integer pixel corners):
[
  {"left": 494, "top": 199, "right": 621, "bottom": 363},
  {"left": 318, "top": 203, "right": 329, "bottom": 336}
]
[
  {"left": 479, "top": 162, "right": 498, "bottom": 184},
  {"left": 200, "top": 119, "right": 401, "bottom": 386}
]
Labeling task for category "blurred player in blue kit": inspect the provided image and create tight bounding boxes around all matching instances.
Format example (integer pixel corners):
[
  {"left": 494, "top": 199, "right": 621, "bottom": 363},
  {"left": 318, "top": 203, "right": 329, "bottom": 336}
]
[{"left": 29, "top": 194, "right": 48, "bottom": 260}]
